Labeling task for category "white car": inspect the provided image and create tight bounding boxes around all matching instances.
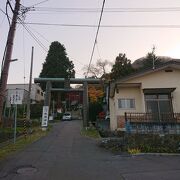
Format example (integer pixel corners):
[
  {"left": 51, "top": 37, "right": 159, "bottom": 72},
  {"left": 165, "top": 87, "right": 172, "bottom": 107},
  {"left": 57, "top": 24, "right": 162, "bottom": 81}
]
[{"left": 62, "top": 112, "right": 72, "bottom": 121}]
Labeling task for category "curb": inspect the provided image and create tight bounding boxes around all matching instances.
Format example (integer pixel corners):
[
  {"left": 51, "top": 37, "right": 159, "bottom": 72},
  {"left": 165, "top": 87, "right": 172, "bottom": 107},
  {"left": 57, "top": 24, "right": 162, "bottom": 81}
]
[{"left": 132, "top": 153, "right": 180, "bottom": 156}]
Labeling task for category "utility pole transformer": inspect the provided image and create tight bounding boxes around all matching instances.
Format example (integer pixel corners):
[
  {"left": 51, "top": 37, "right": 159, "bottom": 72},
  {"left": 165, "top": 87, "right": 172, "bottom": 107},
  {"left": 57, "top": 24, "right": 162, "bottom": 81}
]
[{"left": 0, "top": 0, "right": 21, "bottom": 124}]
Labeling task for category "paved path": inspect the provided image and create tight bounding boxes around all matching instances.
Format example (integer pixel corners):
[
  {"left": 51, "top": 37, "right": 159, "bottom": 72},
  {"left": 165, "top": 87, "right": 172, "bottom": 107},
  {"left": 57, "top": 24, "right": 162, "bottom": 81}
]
[{"left": 0, "top": 120, "right": 180, "bottom": 180}]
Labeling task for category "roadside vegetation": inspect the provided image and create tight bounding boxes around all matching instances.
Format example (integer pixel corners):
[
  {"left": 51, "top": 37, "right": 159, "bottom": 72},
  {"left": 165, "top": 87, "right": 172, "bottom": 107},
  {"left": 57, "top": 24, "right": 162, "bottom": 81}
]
[
  {"left": 81, "top": 127, "right": 100, "bottom": 139},
  {"left": 99, "top": 133, "right": 180, "bottom": 154},
  {"left": 0, "top": 127, "right": 51, "bottom": 160}
]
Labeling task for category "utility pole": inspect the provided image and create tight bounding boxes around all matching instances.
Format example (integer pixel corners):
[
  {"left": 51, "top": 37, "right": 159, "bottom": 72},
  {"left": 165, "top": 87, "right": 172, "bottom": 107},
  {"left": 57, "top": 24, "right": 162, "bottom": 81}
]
[
  {"left": 0, "top": 0, "right": 21, "bottom": 124},
  {"left": 26, "top": 46, "right": 34, "bottom": 121}
]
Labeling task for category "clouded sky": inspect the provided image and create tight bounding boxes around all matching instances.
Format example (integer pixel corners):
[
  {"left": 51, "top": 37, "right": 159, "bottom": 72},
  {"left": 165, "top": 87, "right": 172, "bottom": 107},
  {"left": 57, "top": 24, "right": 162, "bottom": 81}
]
[{"left": 1, "top": 0, "right": 180, "bottom": 84}]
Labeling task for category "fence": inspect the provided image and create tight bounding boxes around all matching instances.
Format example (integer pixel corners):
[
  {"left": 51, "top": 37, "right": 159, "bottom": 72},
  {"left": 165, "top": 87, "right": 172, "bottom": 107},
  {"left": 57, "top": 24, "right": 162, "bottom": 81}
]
[{"left": 125, "top": 112, "right": 180, "bottom": 134}]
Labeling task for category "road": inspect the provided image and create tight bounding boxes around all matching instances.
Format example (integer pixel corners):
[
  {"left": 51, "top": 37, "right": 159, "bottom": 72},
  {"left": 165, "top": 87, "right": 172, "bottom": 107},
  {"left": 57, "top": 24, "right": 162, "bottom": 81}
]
[{"left": 0, "top": 120, "right": 180, "bottom": 180}]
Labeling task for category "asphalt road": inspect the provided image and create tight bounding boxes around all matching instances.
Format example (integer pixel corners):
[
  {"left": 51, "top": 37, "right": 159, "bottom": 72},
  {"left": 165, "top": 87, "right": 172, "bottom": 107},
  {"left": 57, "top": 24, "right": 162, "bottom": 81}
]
[{"left": 0, "top": 120, "right": 180, "bottom": 180}]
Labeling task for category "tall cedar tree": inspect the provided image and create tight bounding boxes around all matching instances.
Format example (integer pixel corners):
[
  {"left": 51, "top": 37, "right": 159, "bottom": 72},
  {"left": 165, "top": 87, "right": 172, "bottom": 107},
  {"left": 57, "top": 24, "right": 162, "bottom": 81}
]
[
  {"left": 110, "top": 53, "right": 134, "bottom": 80},
  {"left": 39, "top": 41, "right": 75, "bottom": 91}
]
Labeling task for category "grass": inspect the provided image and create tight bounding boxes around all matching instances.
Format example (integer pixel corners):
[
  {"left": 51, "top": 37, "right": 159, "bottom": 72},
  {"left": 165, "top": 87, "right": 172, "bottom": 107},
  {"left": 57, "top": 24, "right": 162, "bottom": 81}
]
[
  {"left": 0, "top": 127, "right": 51, "bottom": 160},
  {"left": 128, "top": 148, "right": 141, "bottom": 154},
  {"left": 81, "top": 128, "right": 100, "bottom": 139}
]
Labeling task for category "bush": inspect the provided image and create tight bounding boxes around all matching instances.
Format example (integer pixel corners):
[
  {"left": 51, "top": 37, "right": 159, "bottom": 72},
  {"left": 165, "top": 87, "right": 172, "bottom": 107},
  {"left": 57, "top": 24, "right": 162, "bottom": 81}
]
[
  {"left": 99, "top": 133, "right": 180, "bottom": 154},
  {"left": 30, "top": 103, "right": 43, "bottom": 119},
  {"left": 0, "top": 127, "right": 24, "bottom": 143},
  {"left": 125, "top": 134, "right": 180, "bottom": 153},
  {"left": 89, "top": 102, "right": 103, "bottom": 122}
]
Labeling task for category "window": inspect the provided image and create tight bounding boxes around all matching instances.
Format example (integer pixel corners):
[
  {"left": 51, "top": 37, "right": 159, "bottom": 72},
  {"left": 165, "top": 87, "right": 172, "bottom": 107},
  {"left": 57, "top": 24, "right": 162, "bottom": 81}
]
[
  {"left": 118, "top": 99, "right": 135, "bottom": 109},
  {"left": 145, "top": 94, "right": 173, "bottom": 121}
]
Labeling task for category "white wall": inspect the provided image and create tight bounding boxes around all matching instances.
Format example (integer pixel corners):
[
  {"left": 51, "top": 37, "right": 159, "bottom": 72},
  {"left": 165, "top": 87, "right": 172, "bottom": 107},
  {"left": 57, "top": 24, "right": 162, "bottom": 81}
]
[{"left": 126, "top": 69, "right": 180, "bottom": 112}]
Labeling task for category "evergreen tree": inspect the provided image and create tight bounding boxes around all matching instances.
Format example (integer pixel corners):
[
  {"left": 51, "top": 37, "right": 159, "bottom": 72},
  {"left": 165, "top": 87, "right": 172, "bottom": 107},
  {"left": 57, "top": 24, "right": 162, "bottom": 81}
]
[
  {"left": 39, "top": 41, "right": 75, "bottom": 90},
  {"left": 141, "top": 46, "right": 163, "bottom": 70},
  {"left": 110, "top": 53, "right": 134, "bottom": 80}
]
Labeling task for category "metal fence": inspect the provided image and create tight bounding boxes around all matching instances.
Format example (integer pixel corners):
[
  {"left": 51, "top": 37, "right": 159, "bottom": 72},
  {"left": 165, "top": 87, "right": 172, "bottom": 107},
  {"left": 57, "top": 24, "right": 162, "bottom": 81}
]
[
  {"left": 125, "top": 112, "right": 180, "bottom": 123},
  {"left": 124, "top": 112, "right": 180, "bottom": 134}
]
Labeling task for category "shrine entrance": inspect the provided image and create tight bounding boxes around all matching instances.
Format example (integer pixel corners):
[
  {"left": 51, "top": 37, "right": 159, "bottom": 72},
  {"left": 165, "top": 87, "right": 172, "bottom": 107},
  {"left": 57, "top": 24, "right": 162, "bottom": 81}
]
[{"left": 34, "top": 78, "right": 102, "bottom": 128}]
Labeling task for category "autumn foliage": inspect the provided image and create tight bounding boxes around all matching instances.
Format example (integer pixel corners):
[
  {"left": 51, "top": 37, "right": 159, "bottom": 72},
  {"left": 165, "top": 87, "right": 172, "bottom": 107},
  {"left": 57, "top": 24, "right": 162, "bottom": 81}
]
[{"left": 88, "top": 86, "right": 104, "bottom": 103}]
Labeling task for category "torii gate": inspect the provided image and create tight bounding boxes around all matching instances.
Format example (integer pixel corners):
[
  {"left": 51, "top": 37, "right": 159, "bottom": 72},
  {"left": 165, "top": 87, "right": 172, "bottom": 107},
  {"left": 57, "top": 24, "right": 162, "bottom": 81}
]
[{"left": 34, "top": 78, "right": 103, "bottom": 128}]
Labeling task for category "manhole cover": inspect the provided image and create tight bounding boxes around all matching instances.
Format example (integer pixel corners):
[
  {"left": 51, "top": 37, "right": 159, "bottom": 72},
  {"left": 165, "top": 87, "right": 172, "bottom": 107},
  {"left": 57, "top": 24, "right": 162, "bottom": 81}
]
[{"left": 16, "top": 166, "right": 37, "bottom": 175}]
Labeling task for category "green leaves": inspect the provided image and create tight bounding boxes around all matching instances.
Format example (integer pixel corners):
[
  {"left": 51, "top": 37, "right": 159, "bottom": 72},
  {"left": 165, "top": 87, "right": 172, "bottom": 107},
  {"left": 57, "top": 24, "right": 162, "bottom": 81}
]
[
  {"left": 110, "top": 53, "right": 134, "bottom": 80},
  {"left": 39, "top": 41, "right": 75, "bottom": 91}
]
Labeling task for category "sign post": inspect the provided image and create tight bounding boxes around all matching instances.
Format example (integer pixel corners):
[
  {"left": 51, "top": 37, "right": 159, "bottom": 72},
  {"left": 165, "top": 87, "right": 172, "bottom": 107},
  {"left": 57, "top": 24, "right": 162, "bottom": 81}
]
[
  {"left": 10, "top": 90, "right": 23, "bottom": 143},
  {"left": 13, "top": 104, "right": 17, "bottom": 143}
]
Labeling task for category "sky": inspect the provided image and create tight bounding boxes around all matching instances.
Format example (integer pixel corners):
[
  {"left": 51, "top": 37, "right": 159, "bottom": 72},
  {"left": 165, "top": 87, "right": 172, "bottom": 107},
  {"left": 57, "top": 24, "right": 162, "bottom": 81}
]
[{"left": 1, "top": 0, "right": 180, "bottom": 84}]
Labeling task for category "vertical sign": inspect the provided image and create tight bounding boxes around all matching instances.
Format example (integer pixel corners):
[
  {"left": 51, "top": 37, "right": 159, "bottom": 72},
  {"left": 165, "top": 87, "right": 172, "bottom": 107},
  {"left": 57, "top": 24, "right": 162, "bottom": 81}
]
[{"left": 41, "top": 106, "right": 49, "bottom": 127}]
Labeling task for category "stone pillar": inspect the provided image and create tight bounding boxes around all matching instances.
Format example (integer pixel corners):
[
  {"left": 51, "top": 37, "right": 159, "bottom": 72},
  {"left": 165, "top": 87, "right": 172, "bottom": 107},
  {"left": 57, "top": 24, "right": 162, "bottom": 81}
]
[{"left": 44, "top": 81, "right": 52, "bottom": 107}]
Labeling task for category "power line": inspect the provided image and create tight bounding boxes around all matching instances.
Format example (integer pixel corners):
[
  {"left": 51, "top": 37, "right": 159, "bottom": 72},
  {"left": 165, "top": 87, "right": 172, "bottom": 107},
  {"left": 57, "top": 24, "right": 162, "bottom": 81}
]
[
  {"left": 27, "top": 25, "right": 50, "bottom": 43},
  {"left": 96, "top": 42, "right": 102, "bottom": 60},
  {"left": 69, "top": 57, "right": 85, "bottom": 67},
  {"left": 0, "top": 8, "right": 7, "bottom": 15},
  {"left": 23, "top": 22, "right": 180, "bottom": 28},
  {"left": 18, "top": 18, "right": 48, "bottom": 52},
  {"left": 86, "top": 0, "right": 105, "bottom": 77},
  {"left": 6, "top": 0, "right": 11, "bottom": 26},
  {"left": 32, "top": 6, "right": 180, "bottom": 13},
  {"left": 0, "top": 15, "right": 6, "bottom": 28},
  {"left": 28, "top": 0, "right": 50, "bottom": 8}
]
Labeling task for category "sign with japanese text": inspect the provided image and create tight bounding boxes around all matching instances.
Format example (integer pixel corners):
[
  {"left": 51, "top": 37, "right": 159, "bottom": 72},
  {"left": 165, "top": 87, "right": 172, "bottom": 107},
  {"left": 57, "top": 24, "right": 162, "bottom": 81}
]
[
  {"left": 10, "top": 90, "right": 23, "bottom": 104},
  {"left": 41, "top": 106, "right": 49, "bottom": 127}
]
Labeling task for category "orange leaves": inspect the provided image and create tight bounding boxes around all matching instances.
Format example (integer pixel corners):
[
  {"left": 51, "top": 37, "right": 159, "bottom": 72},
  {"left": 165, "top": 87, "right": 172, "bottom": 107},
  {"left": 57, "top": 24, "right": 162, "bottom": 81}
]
[{"left": 88, "top": 86, "right": 104, "bottom": 103}]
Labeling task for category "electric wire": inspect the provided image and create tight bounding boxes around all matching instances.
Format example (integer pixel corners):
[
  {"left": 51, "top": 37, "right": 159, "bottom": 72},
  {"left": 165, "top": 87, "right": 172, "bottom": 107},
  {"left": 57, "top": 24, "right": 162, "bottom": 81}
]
[
  {"left": 28, "top": 0, "right": 50, "bottom": 8},
  {"left": 0, "top": 8, "right": 7, "bottom": 15},
  {"left": 18, "top": 18, "right": 48, "bottom": 53},
  {"left": 18, "top": 19, "right": 83, "bottom": 77},
  {"left": 86, "top": 0, "right": 106, "bottom": 77},
  {"left": 6, "top": 0, "right": 11, "bottom": 26},
  {"left": 96, "top": 42, "right": 102, "bottom": 60},
  {"left": 32, "top": 6, "right": 180, "bottom": 13},
  {"left": 22, "top": 23, "right": 26, "bottom": 85},
  {"left": 27, "top": 25, "right": 50, "bottom": 43},
  {"left": 1, "top": 0, "right": 13, "bottom": 78},
  {"left": 23, "top": 22, "right": 180, "bottom": 29},
  {"left": 0, "top": 15, "right": 6, "bottom": 29}
]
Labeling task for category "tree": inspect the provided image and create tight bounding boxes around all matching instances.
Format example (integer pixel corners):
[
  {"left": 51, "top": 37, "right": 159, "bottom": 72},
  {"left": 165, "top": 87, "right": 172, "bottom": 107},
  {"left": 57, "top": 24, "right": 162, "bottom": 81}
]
[
  {"left": 141, "top": 46, "right": 163, "bottom": 70},
  {"left": 39, "top": 41, "right": 75, "bottom": 91},
  {"left": 88, "top": 85, "right": 104, "bottom": 122},
  {"left": 88, "top": 85, "right": 104, "bottom": 103},
  {"left": 110, "top": 53, "right": 134, "bottom": 80},
  {"left": 83, "top": 59, "right": 112, "bottom": 79}
]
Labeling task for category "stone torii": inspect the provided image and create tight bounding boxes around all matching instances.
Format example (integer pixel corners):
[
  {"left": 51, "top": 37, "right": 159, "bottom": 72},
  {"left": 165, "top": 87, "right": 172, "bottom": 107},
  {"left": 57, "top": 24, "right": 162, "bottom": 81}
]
[{"left": 34, "top": 78, "right": 103, "bottom": 128}]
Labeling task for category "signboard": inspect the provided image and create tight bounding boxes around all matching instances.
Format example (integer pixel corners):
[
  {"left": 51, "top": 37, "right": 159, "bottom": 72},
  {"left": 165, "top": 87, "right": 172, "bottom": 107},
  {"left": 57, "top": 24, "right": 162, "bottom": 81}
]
[
  {"left": 41, "top": 106, "right": 49, "bottom": 127},
  {"left": 49, "top": 115, "right": 53, "bottom": 121},
  {"left": 10, "top": 89, "right": 23, "bottom": 104}
]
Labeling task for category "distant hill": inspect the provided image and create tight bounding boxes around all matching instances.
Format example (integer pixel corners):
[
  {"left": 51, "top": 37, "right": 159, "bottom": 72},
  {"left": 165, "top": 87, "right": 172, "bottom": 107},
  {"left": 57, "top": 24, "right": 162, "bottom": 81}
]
[{"left": 132, "top": 56, "right": 180, "bottom": 69}]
